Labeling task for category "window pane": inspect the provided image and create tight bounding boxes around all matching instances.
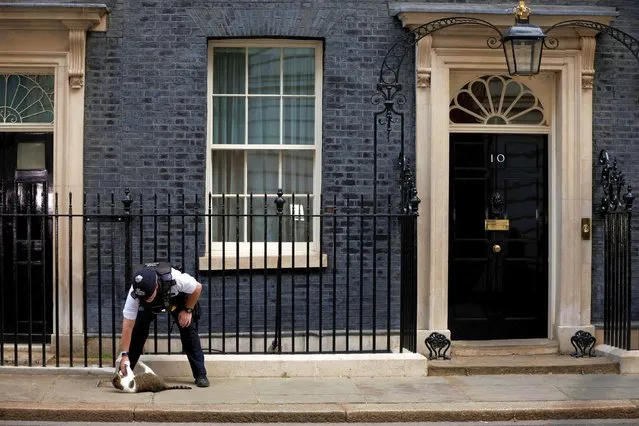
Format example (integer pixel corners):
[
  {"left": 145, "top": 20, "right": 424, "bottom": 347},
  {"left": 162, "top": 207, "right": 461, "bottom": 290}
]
[
  {"left": 283, "top": 48, "right": 314, "bottom": 95},
  {"left": 211, "top": 196, "right": 244, "bottom": 242},
  {"left": 17, "top": 143, "right": 46, "bottom": 169},
  {"left": 247, "top": 151, "right": 279, "bottom": 194},
  {"left": 248, "top": 48, "right": 279, "bottom": 94},
  {"left": 283, "top": 151, "right": 313, "bottom": 194},
  {"left": 213, "top": 97, "right": 245, "bottom": 145},
  {"left": 211, "top": 150, "right": 244, "bottom": 194},
  {"left": 0, "top": 74, "right": 54, "bottom": 124},
  {"left": 282, "top": 195, "right": 314, "bottom": 243},
  {"left": 213, "top": 48, "right": 245, "bottom": 94},
  {"left": 283, "top": 98, "right": 314, "bottom": 145},
  {"left": 248, "top": 197, "right": 278, "bottom": 242},
  {"left": 248, "top": 97, "right": 279, "bottom": 144}
]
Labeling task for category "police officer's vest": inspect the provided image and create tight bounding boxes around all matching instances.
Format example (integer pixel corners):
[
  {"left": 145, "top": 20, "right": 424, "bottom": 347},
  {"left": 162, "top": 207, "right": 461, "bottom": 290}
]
[{"left": 138, "top": 261, "right": 177, "bottom": 313}]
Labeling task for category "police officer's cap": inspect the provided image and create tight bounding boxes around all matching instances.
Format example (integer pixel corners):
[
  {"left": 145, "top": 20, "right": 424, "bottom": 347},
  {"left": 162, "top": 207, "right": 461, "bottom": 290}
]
[{"left": 131, "top": 268, "right": 157, "bottom": 299}]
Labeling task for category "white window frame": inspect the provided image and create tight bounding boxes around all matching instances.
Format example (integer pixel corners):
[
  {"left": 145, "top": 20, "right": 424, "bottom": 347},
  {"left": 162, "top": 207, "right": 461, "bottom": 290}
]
[{"left": 204, "top": 39, "right": 324, "bottom": 269}]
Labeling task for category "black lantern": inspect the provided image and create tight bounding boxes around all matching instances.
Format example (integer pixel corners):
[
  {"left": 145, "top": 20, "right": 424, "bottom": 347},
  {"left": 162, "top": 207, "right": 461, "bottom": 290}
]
[{"left": 502, "top": 0, "right": 546, "bottom": 76}]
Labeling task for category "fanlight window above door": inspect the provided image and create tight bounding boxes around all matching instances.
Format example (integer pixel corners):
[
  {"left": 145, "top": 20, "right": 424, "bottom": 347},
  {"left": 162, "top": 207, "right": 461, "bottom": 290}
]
[
  {"left": 450, "top": 75, "right": 545, "bottom": 125},
  {"left": 0, "top": 74, "right": 54, "bottom": 124}
]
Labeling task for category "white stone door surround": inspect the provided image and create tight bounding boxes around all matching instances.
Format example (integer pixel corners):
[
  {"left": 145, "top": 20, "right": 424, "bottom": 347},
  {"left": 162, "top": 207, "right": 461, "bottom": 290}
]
[
  {"left": 390, "top": 3, "right": 617, "bottom": 353},
  {"left": 0, "top": 4, "right": 108, "bottom": 340}
]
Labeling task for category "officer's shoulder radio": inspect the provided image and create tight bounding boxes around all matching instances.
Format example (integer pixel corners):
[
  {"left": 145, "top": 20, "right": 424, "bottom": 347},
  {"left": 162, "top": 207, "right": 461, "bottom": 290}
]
[{"left": 140, "top": 261, "right": 179, "bottom": 314}]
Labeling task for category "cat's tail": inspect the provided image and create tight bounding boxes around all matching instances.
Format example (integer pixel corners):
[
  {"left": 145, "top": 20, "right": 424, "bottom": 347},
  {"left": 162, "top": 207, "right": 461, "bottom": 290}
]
[{"left": 166, "top": 385, "right": 193, "bottom": 390}]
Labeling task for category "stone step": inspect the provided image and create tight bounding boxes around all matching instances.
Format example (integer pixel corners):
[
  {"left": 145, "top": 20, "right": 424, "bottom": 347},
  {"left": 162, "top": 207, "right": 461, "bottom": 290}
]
[
  {"left": 450, "top": 339, "right": 560, "bottom": 357},
  {"left": 4, "top": 352, "right": 430, "bottom": 378},
  {"left": 145, "top": 352, "right": 429, "bottom": 378},
  {"left": 427, "top": 354, "right": 619, "bottom": 376}
]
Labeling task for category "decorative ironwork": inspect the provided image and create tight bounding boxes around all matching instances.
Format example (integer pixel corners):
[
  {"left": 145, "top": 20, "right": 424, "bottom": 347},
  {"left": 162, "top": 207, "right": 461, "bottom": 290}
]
[
  {"left": 599, "top": 149, "right": 634, "bottom": 351},
  {"left": 490, "top": 191, "right": 505, "bottom": 217},
  {"left": 425, "top": 332, "right": 451, "bottom": 360},
  {"left": 373, "top": 17, "right": 502, "bottom": 210},
  {"left": 544, "top": 20, "right": 639, "bottom": 62},
  {"left": 379, "top": 17, "right": 503, "bottom": 87},
  {"left": 398, "top": 154, "right": 420, "bottom": 215},
  {"left": 598, "top": 149, "right": 635, "bottom": 214},
  {"left": 570, "top": 330, "right": 596, "bottom": 358},
  {"left": 0, "top": 74, "right": 54, "bottom": 124},
  {"left": 121, "top": 188, "right": 133, "bottom": 214}
]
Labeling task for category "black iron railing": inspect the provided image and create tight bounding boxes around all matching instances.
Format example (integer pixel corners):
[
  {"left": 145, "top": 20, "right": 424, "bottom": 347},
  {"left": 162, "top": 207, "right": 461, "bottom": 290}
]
[
  {"left": 598, "top": 149, "right": 635, "bottom": 350},
  {"left": 0, "top": 187, "right": 418, "bottom": 367}
]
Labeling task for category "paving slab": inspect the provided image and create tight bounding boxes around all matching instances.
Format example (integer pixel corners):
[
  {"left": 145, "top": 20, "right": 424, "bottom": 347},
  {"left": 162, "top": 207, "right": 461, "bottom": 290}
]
[
  {"left": 153, "top": 377, "right": 260, "bottom": 404},
  {"left": 0, "top": 374, "right": 57, "bottom": 403},
  {"left": 251, "top": 377, "right": 362, "bottom": 396},
  {"left": 352, "top": 378, "right": 470, "bottom": 403},
  {"left": 459, "top": 384, "right": 573, "bottom": 402},
  {"left": 560, "top": 386, "right": 639, "bottom": 400},
  {"left": 2, "top": 370, "right": 639, "bottom": 423}
]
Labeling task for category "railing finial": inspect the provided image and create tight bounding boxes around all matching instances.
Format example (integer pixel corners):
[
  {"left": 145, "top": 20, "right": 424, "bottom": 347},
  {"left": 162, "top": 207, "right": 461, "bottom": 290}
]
[
  {"left": 274, "top": 189, "right": 286, "bottom": 214},
  {"left": 121, "top": 188, "right": 133, "bottom": 214}
]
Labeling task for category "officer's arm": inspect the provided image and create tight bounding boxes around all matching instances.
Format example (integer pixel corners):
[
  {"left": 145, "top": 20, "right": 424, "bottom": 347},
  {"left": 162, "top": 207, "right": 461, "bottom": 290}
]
[
  {"left": 118, "top": 318, "right": 135, "bottom": 374},
  {"left": 120, "top": 318, "right": 134, "bottom": 354},
  {"left": 184, "top": 282, "right": 202, "bottom": 310},
  {"left": 177, "top": 282, "right": 201, "bottom": 328}
]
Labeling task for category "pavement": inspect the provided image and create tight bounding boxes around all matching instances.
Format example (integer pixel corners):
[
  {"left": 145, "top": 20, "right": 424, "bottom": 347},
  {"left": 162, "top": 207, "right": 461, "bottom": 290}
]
[{"left": 2, "top": 366, "right": 639, "bottom": 423}]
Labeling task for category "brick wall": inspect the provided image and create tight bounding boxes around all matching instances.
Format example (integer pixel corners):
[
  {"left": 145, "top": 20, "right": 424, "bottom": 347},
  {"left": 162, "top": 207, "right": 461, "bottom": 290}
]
[
  {"left": 79, "top": 0, "right": 639, "bottom": 335},
  {"left": 81, "top": 0, "right": 413, "bottom": 336}
]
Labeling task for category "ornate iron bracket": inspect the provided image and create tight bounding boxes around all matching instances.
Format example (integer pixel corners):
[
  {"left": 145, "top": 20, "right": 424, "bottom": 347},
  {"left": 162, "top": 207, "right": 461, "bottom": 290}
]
[
  {"left": 374, "top": 18, "right": 503, "bottom": 212},
  {"left": 379, "top": 17, "right": 503, "bottom": 86},
  {"left": 544, "top": 20, "right": 639, "bottom": 62},
  {"left": 425, "top": 332, "right": 452, "bottom": 360},
  {"left": 598, "top": 149, "right": 634, "bottom": 214},
  {"left": 398, "top": 154, "right": 421, "bottom": 214},
  {"left": 570, "top": 330, "right": 597, "bottom": 358}
]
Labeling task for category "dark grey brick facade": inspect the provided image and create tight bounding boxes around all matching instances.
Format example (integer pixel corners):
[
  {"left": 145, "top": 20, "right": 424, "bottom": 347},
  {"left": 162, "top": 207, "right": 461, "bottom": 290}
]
[
  {"left": 78, "top": 0, "right": 639, "bottom": 335},
  {"left": 81, "top": 0, "right": 412, "bottom": 337}
]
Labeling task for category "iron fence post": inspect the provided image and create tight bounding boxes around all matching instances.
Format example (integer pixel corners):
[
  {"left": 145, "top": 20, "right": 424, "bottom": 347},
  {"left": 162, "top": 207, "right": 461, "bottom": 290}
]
[
  {"left": 121, "top": 189, "right": 133, "bottom": 295},
  {"left": 273, "top": 189, "right": 286, "bottom": 353}
]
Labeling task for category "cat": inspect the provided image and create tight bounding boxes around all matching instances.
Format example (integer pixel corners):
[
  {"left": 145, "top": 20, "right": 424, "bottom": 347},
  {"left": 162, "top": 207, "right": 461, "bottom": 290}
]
[{"left": 112, "top": 360, "right": 192, "bottom": 393}]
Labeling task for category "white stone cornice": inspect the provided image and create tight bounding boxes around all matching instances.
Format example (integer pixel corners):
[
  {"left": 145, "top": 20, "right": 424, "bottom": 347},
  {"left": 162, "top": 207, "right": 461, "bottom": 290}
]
[
  {"left": 0, "top": 5, "right": 108, "bottom": 31},
  {"left": 389, "top": 3, "right": 617, "bottom": 33},
  {"left": 0, "top": 5, "right": 108, "bottom": 89}
]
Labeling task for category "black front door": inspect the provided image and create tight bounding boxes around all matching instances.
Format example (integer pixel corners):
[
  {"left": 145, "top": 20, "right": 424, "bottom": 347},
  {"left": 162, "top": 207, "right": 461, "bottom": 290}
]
[
  {"left": 1, "top": 133, "right": 53, "bottom": 341},
  {"left": 448, "top": 133, "right": 548, "bottom": 340}
]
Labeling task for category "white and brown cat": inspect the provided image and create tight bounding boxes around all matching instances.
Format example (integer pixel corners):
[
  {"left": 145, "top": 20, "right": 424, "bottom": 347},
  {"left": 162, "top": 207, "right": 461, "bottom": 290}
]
[{"left": 112, "top": 360, "right": 192, "bottom": 393}]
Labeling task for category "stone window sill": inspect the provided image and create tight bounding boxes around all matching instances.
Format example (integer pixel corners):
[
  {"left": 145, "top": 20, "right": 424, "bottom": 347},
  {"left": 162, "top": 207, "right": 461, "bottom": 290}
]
[{"left": 199, "top": 251, "right": 328, "bottom": 271}]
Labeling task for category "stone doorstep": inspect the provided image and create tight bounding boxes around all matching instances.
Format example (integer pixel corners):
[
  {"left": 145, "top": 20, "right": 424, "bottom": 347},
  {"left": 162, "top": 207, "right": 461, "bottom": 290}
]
[
  {"left": 450, "top": 338, "right": 560, "bottom": 357},
  {"left": 428, "top": 339, "right": 615, "bottom": 376},
  {"left": 428, "top": 354, "right": 620, "bottom": 376}
]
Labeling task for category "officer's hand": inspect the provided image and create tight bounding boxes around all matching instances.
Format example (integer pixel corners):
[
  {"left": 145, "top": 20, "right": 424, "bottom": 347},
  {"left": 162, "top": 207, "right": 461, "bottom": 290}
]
[
  {"left": 119, "top": 356, "right": 128, "bottom": 376},
  {"left": 178, "top": 310, "right": 192, "bottom": 328}
]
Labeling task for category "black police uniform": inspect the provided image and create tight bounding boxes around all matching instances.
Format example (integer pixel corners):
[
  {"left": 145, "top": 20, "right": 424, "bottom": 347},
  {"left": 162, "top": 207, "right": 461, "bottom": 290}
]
[{"left": 125, "top": 265, "right": 206, "bottom": 380}]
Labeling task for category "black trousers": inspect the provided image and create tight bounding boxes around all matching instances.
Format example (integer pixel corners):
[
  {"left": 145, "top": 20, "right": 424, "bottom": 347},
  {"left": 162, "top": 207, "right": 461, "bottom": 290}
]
[{"left": 127, "top": 303, "right": 207, "bottom": 379}]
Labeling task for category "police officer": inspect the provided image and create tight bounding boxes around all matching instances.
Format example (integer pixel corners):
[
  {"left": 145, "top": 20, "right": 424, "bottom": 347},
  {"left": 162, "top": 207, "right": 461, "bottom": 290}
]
[{"left": 117, "top": 264, "right": 209, "bottom": 387}]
